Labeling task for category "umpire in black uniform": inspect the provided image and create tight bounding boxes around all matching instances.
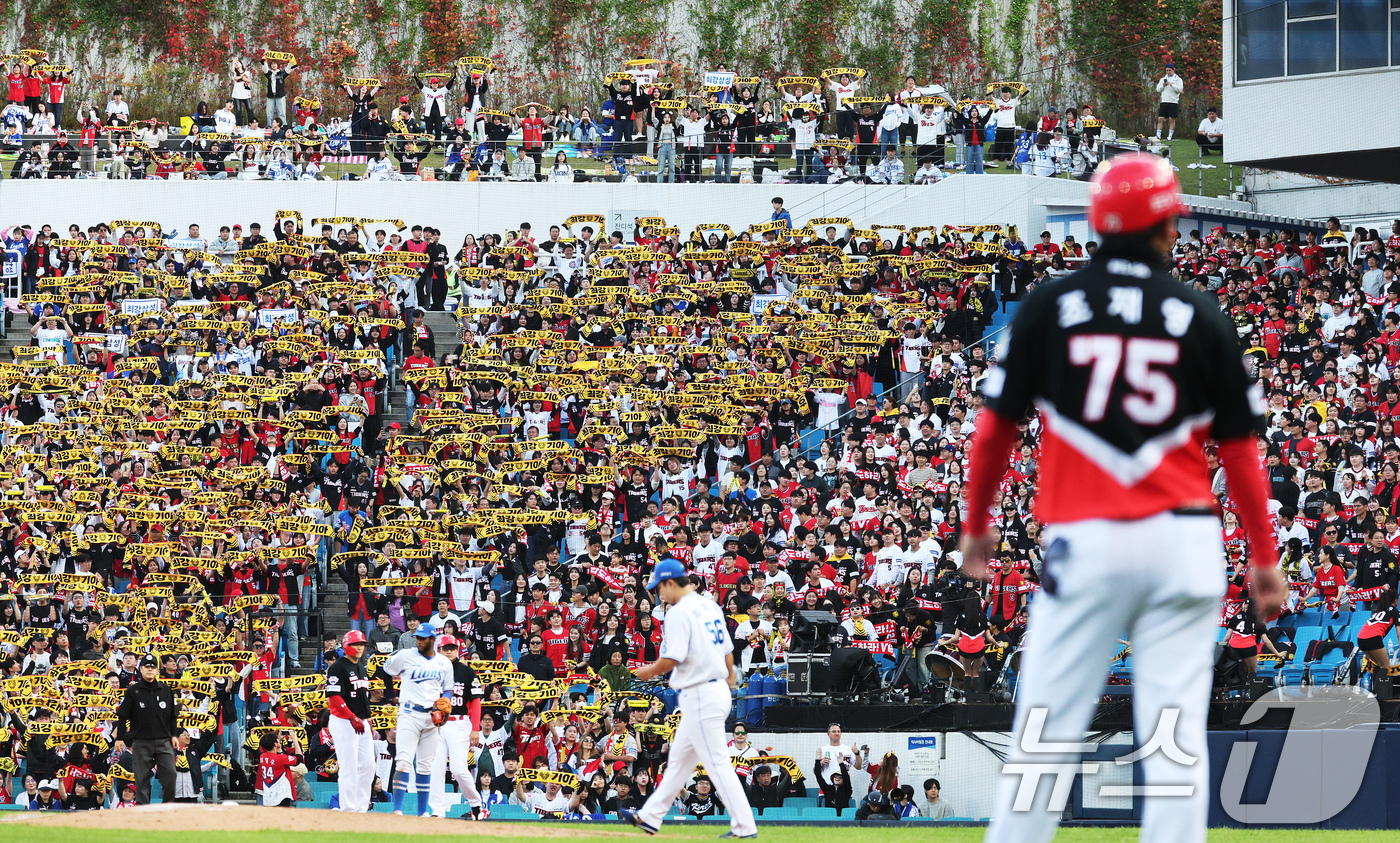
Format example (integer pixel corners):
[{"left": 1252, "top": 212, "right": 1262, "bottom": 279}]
[{"left": 114, "top": 654, "right": 179, "bottom": 804}]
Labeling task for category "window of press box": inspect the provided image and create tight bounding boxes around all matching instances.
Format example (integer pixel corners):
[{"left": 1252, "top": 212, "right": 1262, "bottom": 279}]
[
  {"left": 1394, "top": 5, "right": 1400, "bottom": 66},
  {"left": 1237, "top": 0, "right": 1395, "bottom": 77},
  {"left": 1338, "top": 0, "right": 1388, "bottom": 69},
  {"left": 1236, "top": 0, "right": 1286, "bottom": 80}
]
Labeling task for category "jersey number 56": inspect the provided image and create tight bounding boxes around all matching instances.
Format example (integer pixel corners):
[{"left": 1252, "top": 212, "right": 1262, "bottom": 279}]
[{"left": 705, "top": 619, "right": 726, "bottom": 645}]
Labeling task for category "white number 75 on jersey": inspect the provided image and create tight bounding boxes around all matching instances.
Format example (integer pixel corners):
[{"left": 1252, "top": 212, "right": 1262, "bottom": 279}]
[{"left": 1068, "top": 335, "right": 1179, "bottom": 425}]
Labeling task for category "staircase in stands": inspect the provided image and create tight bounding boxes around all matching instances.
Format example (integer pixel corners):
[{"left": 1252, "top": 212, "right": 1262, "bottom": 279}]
[{"left": 294, "top": 309, "right": 462, "bottom": 673}]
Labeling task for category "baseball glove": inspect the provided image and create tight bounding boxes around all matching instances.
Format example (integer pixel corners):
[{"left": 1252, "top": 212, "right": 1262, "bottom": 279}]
[{"left": 431, "top": 709, "right": 447, "bottom": 727}]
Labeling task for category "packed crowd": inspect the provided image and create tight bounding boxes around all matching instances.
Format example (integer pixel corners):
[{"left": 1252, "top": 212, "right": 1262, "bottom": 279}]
[
  {"left": 0, "top": 205, "right": 1395, "bottom": 814},
  {"left": 0, "top": 52, "right": 1115, "bottom": 183}
]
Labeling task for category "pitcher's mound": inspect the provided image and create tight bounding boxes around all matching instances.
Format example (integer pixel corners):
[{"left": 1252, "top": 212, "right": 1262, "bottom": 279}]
[{"left": 1, "top": 803, "right": 629, "bottom": 836}]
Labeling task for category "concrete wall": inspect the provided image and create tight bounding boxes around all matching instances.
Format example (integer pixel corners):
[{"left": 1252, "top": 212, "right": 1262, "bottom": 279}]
[
  {"left": 0, "top": 175, "right": 1268, "bottom": 254},
  {"left": 745, "top": 729, "right": 1134, "bottom": 821},
  {"left": 1245, "top": 172, "right": 1400, "bottom": 224},
  {"left": 0, "top": 177, "right": 1085, "bottom": 247}
]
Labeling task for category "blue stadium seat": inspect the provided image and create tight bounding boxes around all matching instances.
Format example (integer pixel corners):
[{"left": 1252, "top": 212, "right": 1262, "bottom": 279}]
[
  {"left": 800, "top": 807, "right": 839, "bottom": 819},
  {"left": 1320, "top": 648, "right": 1349, "bottom": 665},
  {"left": 1309, "top": 664, "right": 1338, "bottom": 685},
  {"left": 1290, "top": 626, "right": 1324, "bottom": 664}
]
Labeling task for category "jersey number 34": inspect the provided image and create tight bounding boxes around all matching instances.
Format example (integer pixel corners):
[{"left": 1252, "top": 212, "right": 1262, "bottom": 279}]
[{"left": 1068, "top": 335, "right": 1180, "bottom": 425}]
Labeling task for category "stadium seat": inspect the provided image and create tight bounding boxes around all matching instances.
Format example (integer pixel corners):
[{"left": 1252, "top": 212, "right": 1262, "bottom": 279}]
[
  {"left": 1254, "top": 657, "right": 1279, "bottom": 679},
  {"left": 1290, "top": 626, "right": 1324, "bottom": 664},
  {"left": 1309, "top": 647, "right": 1351, "bottom": 684},
  {"left": 800, "top": 806, "right": 839, "bottom": 819},
  {"left": 1308, "top": 664, "right": 1338, "bottom": 685}
]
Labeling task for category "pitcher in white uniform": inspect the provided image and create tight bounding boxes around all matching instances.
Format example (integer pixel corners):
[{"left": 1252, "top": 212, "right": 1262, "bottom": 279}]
[
  {"left": 620, "top": 558, "right": 758, "bottom": 839},
  {"left": 383, "top": 625, "right": 454, "bottom": 816}
]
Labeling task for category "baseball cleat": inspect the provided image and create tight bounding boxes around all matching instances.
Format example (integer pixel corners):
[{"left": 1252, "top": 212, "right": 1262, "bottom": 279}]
[
  {"left": 719, "top": 833, "right": 757, "bottom": 839},
  {"left": 620, "top": 808, "right": 658, "bottom": 834}
]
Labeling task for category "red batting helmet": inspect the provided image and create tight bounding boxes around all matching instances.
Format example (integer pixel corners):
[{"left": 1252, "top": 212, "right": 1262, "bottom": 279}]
[
  {"left": 1088, "top": 152, "right": 1189, "bottom": 236},
  {"left": 342, "top": 630, "right": 368, "bottom": 648},
  {"left": 437, "top": 635, "right": 459, "bottom": 650}
]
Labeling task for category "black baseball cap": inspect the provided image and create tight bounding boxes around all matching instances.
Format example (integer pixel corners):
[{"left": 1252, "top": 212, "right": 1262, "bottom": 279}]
[{"left": 138, "top": 654, "right": 159, "bottom": 669}]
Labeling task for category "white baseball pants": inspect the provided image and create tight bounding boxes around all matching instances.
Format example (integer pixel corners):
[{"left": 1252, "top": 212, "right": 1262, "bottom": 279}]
[
  {"left": 638, "top": 680, "right": 757, "bottom": 835},
  {"left": 395, "top": 709, "right": 440, "bottom": 776},
  {"left": 429, "top": 718, "right": 483, "bottom": 816},
  {"left": 985, "top": 511, "right": 1225, "bottom": 843},
  {"left": 328, "top": 715, "right": 376, "bottom": 813}
]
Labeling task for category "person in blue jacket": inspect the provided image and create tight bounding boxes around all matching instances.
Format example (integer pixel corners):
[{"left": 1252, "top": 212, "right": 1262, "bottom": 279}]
[
  {"left": 1014, "top": 120, "right": 1037, "bottom": 175},
  {"left": 770, "top": 197, "right": 792, "bottom": 227}
]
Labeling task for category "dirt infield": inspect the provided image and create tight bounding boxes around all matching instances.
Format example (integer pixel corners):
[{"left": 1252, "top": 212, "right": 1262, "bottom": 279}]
[{"left": 0, "top": 803, "right": 631, "bottom": 836}]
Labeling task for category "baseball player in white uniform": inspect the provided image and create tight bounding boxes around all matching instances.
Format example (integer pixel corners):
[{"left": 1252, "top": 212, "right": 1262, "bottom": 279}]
[
  {"left": 621, "top": 558, "right": 757, "bottom": 838},
  {"left": 384, "top": 624, "right": 454, "bottom": 816},
  {"left": 326, "top": 630, "right": 376, "bottom": 812}
]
